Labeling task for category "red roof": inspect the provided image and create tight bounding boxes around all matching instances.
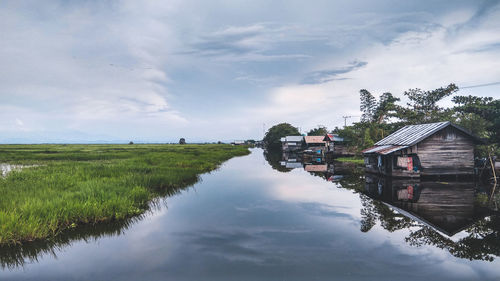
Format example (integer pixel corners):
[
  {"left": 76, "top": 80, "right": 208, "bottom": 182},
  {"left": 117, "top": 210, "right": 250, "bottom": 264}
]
[
  {"left": 304, "top": 136, "right": 326, "bottom": 144},
  {"left": 304, "top": 165, "right": 328, "bottom": 172}
]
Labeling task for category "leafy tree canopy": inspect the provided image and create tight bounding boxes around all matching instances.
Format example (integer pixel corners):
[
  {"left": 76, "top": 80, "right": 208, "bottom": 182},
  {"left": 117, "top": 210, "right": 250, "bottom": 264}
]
[
  {"left": 307, "top": 126, "right": 328, "bottom": 136},
  {"left": 397, "top": 83, "right": 458, "bottom": 124},
  {"left": 360, "top": 89, "right": 400, "bottom": 124},
  {"left": 453, "top": 95, "right": 500, "bottom": 145},
  {"left": 263, "top": 123, "right": 300, "bottom": 149}
]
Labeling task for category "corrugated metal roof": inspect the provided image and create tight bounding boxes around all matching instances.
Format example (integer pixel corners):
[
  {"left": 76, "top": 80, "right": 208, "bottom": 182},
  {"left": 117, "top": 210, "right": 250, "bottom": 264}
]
[
  {"left": 324, "top": 134, "right": 344, "bottom": 142},
  {"left": 285, "top": 136, "right": 304, "bottom": 142},
  {"left": 333, "top": 136, "right": 344, "bottom": 142},
  {"left": 362, "top": 145, "right": 408, "bottom": 155},
  {"left": 362, "top": 145, "right": 391, "bottom": 154},
  {"left": 363, "top": 121, "right": 484, "bottom": 155},
  {"left": 378, "top": 145, "right": 408, "bottom": 155},
  {"left": 375, "top": 121, "right": 450, "bottom": 146},
  {"left": 304, "top": 136, "right": 326, "bottom": 144}
]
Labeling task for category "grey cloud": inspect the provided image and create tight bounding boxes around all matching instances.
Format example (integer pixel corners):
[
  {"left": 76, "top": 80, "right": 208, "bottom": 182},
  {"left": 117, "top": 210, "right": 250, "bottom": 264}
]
[
  {"left": 461, "top": 81, "right": 500, "bottom": 89},
  {"left": 180, "top": 23, "right": 319, "bottom": 61},
  {"left": 459, "top": 0, "right": 500, "bottom": 28},
  {"left": 301, "top": 61, "right": 367, "bottom": 84},
  {"left": 2, "top": 0, "right": 499, "bottom": 143},
  {"left": 456, "top": 42, "right": 500, "bottom": 55}
]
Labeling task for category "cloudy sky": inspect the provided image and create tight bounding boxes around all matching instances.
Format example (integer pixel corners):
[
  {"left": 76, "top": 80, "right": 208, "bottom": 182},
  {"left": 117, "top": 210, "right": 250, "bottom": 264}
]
[{"left": 1, "top": 0, "right": 500, "bottom": 143}]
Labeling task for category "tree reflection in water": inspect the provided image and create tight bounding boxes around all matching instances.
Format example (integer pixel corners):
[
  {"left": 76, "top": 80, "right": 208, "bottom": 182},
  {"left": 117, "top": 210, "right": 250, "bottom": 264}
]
[
  {"left": 0, "top": 216, "right": 140, "bottom": 269},
  {"left": 0, "top": 179, "right": 196, "bottom": 269},
  {"left": 277, "top": 150, "right": 500, "bottom": 262},
  {"left": 3, "top": 150, "right": 498, "bottom": 268}
]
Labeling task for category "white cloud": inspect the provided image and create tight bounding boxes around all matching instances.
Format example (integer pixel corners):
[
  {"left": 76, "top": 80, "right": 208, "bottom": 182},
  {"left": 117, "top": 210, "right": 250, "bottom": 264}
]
[
  {"left": 0, "top": 1, "right": 186, "bottom": 140},
  {"left": 15, "top": 118, "right": 24, "bottom": 127},
  {"left": 1, "top": 0, "right": 500, "bottom": 142},
  {"left": 248, "top": 5, "right": 500, "bottom": 131}
]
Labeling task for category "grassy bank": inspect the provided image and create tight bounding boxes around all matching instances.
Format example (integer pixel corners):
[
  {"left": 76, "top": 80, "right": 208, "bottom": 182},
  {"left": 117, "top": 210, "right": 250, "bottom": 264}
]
[
  {"left": 0, "top": 144, "right": 249, "bottom": 245},
  {"left": 335, "top": 157, "right": 364, "bottom": 164}
]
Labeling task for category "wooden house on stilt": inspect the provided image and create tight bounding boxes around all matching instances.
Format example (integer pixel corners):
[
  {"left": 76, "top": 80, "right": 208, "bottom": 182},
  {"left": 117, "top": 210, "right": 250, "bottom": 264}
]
[
  {"left": 362, "top": 121, "right": 484, "bottom": 178},
  {"left": 304, "top": 136, "right": 327, "bottom": 155}
]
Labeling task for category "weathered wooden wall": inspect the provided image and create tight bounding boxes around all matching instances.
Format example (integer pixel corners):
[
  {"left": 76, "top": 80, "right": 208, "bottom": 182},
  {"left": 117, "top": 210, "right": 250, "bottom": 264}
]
[
  {"left": 392, "top": 182, "right": 478, "bottom": 235},
  {"left": 334, "top": 144, "right": 349, "bottom": 155},
  {"left": 417, "top": 126, "right": 475, "bottom": 175}
]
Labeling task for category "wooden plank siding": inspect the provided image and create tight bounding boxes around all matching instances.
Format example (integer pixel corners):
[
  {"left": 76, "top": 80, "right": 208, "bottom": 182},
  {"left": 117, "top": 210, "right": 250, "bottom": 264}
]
[
  {"left": 390, "top": 182, "right": 478, "bottom": 235},
  {"left": 417, "top": 126, "right": 475, "bottom": 175}
]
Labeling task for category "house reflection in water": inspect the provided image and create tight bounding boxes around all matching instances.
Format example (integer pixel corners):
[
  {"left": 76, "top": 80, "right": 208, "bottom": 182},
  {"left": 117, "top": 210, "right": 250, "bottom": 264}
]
[
  {"left": 364, "top": 175, "right": 487, "bottom": 236},
  {"left": 362, "top": 175, "right": 500, "bottom": 261},
  {"left": 279, "top": 158, "right": 347, "bottom": 182},
  {"left": 273, "top": 149, "right": 500, "bottom": 261}
]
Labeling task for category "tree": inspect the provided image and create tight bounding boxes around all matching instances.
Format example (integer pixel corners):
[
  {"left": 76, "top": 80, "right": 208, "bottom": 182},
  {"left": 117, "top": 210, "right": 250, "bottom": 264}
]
[
  {"left": 307, "top": 126, "right": 328, "bottom": 136},
  {"left": 374, "top": 92, "right": 400, "bottom": 124},
  {"left": 360, "top": 89, "right": 377, "bottom": 123},
  {"left": 179, "top": 138, "right": 186, "bottom": 144},
  {"left": 263, "top": 123, "right": 300, "bottom": 149},
  {"left": 264, "top": 149, "right": 293, "bottom": 173},
  {"left": 397, "top": 83, "right": 458, "bottom": 123},
  {"left": 363, "top": 128, "right": 374, "bottom": 148},
  {"left": 358, "top": 90, "right": 400, "bottom": 144},
  {"left": 453, "top": 95, "right": 500, "bottom": 151}
]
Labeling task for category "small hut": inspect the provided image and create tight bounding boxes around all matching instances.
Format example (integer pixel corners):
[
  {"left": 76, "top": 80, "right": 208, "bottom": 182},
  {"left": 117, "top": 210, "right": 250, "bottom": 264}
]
[
  {"left": 304, "top": 136, "right": 327, "bottom": 155},
  {"left": 323, "top": 133, "right": 347, "bottom": 156},
  {"left": 362, "top": 121, "right": 483, "bottom": 178},
  {"left": 281, "top": 136, "right": 304, "bottom": 151}
]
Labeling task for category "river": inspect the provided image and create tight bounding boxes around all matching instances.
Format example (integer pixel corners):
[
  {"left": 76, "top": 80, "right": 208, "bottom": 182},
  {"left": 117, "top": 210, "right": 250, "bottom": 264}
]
[{"left": 1, "top": 148, "right": 500, "bottom": 280}]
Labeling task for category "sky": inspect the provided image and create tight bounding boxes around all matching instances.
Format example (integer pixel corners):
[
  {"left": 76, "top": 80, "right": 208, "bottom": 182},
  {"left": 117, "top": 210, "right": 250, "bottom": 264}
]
[{"left": 1, "top": 0, "right": 500, "bottom": 143}]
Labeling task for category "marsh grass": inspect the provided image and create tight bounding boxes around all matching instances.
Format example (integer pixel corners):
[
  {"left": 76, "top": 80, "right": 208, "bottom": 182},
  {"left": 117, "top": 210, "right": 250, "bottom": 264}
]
[
  {"left": 336, "top": 157, "right": 365, "bottom": 164},
  {"left": 0, "top": 144, "right": 249, "bottom": 245}
]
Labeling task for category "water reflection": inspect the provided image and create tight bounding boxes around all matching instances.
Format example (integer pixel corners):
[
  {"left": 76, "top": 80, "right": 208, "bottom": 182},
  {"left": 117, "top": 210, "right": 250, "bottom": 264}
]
[
  {"left": 0, "top": 217, "right": 140, "bottom": 269},
  {"left": 0, "top": 163, "right": 39, "bottom": 177},
  {"left": 0, "top": 178, "right": 195, "bottom": 269},
  {"left": 364, "top": 176, "right": 484, "bottom": 236},
  {"left": 362, "top": 176, "right": 500, "bottom": 261},
  {"left": 2, "top": 149, "right": 500, "bottom": 280},
  {"left": 275, "top": 149, "right": 500, "bottom": 262}
]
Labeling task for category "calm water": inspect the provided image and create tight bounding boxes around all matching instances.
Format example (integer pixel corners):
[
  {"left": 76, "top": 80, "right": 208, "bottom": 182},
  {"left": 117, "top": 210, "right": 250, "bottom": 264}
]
[{"left": 1, "top": 148, "right": 500, "bottom": 280}]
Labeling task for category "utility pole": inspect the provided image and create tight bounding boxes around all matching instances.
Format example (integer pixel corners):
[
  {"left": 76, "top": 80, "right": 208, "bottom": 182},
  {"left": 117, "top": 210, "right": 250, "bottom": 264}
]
[
  {"left": 342, "top": 116, "right": 351, "bottom": 127},
  {"left": 342, "top": 116, "right": 359, "bottom": 127}
]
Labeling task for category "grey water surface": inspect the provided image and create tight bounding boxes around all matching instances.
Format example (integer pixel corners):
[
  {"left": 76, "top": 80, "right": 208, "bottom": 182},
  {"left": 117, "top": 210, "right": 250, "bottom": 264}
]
[{"left": 1, "top": 148, "right": 500, "bottom": 281}]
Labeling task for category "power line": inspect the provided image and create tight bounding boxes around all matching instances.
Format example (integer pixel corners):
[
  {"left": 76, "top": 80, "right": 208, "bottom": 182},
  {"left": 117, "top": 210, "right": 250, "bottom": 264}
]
[{"left": 342, "top": 116, "right": 359, "bottom": 127}]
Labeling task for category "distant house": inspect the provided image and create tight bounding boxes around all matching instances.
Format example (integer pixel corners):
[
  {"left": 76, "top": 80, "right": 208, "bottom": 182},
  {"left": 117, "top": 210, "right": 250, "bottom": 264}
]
[
  {"left": 323, "top": 134, "right": 346, "bottom": 156},
  {"left": 281, "top": 136, "right": 304, "bottom": 151},
  {"left": 304, "top": 136, "right": 327, "bottom": 155},
  {"left": 232, "top": 140, "right": 245, "bottom": 145},
  {"left": 362, "top": 121, "right": 483, "bottom": 178}
]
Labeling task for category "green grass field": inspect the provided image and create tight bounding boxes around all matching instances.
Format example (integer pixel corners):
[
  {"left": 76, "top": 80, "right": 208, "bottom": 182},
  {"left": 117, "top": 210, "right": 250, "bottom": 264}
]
[
  {"left": 335, "top": 157, "right": 365, "bottom": 164},
  {"left": 0, "top": 144, "right": 249, "bottom": 245}
]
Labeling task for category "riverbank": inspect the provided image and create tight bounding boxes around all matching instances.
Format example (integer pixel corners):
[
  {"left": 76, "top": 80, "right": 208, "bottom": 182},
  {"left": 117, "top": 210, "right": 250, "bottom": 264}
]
[
  {"left": 335, "top": 157, "right": 364, "bottom": 164},
  {"left": 0, "top": 144, "right": 249, "bottom": 245}
]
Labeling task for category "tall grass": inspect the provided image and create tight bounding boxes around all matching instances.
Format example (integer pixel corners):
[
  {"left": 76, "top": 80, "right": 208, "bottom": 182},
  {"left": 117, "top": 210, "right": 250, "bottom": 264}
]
[
  {"left": 0, "top": 144, "right": 249, "bottom": 245},
  {"left": 335, "top": 157, "right": 365, "bottom": 164}
]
